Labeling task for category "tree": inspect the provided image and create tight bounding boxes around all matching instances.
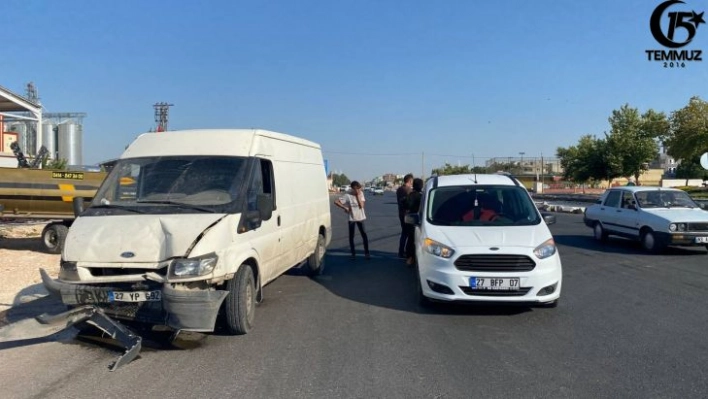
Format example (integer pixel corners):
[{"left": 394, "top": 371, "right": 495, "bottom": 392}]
[
  {"left": 664, "top": 96, "right": 708, "bottom": 169},
  {"left": 605, "top": 104, "right": 667, "bottom": 183},
  {"left": 675, "top": 158, "right": 708, "bottom": 180},
  {"left": 557, "top": 135, "right": 621, "bottom": 183},
  {"left": 332, "top": 173, "right": 350, "bottom": 187},
  {"left": 431, "top": 163, "right": 472, "bottom": 176}
]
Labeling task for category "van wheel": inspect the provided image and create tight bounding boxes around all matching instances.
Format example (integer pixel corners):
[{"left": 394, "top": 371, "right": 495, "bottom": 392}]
[
  {"left": 42, "top": 223, "right": 68, "bottom": 254},
  {"left": 304, "top": 233, "right": 326, "bottom": 276},
  {"left": 224, "top": 264, "right": 255, "bottom": 335},
  {"left": 593, "top": 223, "right": 608, "bottom": 242}
]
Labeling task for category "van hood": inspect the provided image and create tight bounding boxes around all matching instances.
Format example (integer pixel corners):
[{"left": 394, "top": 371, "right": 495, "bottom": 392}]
[
  {"left": 430, "top": 224, "right": 551, "bottom": 249},
  {"left": 64, "top": 214, "right": 227, "bottom": 262}
]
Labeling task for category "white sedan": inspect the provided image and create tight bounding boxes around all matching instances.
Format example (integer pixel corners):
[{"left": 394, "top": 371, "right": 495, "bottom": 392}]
[{"left": 583, "top": 186, "right": 708, "bottom": 253}]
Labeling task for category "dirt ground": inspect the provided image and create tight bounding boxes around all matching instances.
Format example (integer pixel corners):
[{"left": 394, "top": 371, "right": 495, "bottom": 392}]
[{"left": 0, "top": 221, "right": 60, "bottom": 313}]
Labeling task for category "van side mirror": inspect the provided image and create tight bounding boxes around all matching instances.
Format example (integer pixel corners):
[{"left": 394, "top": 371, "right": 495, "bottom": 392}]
[
  {"left": 257, "top": 194, "right": 273, "bottom": 221},
  {"left": 404, "top": 213, "right": 420, "bottom": 226},
  {"left": 541, "top": 212, "right": 556, "bottom": 225},
  {"left": 72, "top": 197, "right": 85, "bottom": 217}
]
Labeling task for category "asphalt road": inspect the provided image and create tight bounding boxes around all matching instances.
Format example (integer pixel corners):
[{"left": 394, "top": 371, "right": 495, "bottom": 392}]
[{"left": 1, "top": 191, "right": 708, "bottom": 399}]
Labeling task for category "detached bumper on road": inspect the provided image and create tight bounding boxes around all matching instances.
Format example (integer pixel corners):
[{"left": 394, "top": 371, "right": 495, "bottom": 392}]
[{"left": 41, "top": 268, "right": 228, "bottom": 332}]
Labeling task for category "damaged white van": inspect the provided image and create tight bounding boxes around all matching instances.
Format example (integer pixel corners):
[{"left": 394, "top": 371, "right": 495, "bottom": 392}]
[{"left": 41, "top": 129, "right": 331, "bottom": 336}]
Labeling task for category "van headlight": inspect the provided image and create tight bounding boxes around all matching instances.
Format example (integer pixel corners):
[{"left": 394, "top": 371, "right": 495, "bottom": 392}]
[
  {"left": 669, "top": 223, "right": 686, "bottom": 232},
  {"left": 424, "top": 238, "right": 455, "bottom": 258},
  {"left": 171, "top": 253, "right": 218, "bottom": 277},
  {"left": 533, "top": 239, "right": 557, "bottom": 259}
]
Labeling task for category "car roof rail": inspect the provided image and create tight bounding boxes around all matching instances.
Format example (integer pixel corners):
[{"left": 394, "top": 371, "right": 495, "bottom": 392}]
[{"left": 496, "top": 172, "right": 521, "bottom": 187}]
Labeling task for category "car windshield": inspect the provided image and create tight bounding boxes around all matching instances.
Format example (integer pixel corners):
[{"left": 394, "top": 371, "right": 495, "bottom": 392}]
[
  {"left": 634, "top": 190, "right": 699, "bottom": 209},
  {"left": 426, "top": 185, "right": 541, "bottom": 226},
  {"left": 86, "top": 155, "right": 249, "bottom": 215}
]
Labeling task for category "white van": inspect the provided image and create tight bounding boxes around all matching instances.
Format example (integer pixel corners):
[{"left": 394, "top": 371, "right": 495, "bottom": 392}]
[
  {"left": 405, "top": 173, "right": 562, "bottom": 307},
  {"left": 41, "top": 129, "right": 331, "bottom": 335}
]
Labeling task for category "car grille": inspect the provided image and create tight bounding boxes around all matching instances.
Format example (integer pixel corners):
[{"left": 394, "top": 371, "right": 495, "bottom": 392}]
[
  {"left": 454, "top": 254, "right": 536, "bottom": 272},
  {"left": 459, "top": 287, "right": 532, "bottom": 296},
  {"left": 688, "top": 222, "right": 708, "bottom": 232}
]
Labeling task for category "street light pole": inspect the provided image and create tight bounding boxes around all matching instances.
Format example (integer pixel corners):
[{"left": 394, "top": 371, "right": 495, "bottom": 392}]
[{"left": 519, "top": 152, "right": 525, "bottom": 175}]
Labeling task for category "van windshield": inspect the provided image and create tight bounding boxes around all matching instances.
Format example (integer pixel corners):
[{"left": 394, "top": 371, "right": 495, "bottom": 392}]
[
  {"left": 87, "top": 156, "right": 249, "bottom": 215},
  {"left": 426, "top": 185, "right": 541, "bottom": 226}
]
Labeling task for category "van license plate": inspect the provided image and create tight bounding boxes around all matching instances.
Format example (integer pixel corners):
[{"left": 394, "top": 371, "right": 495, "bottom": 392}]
[
  {"left": 109, "top": 290, "right": 161, "bottom": 302},
  {"left": 695, "top": 237, "right": 708, "bottom": 244},
  {"left": 469, "top": 277, "right": 520, "bottom": 291}
]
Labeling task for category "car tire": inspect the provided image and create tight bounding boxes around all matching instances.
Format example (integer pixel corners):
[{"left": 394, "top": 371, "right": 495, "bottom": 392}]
[
  {"left": 224, "top": 264, "right": 256, "bottom": 335},
  {"left": 641, "top": 230, "right": 665, "bottom": 254},
  {"left": 593, "top": 222, "right": 608, "bottom": 242},
  {"left": 42, "top": 223, "right": 69, "bottom": 254},
  {"left": 304, "top": 233, "right": 326, "bottom": 276}
]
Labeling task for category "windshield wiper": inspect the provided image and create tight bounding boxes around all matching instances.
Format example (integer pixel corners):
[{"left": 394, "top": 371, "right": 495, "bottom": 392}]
[
  {"left": 89, "top": 204, "right": 145, "bottom": 214},
  {"left": 136, "top": 200, "right": 216, "bottom": 213}
]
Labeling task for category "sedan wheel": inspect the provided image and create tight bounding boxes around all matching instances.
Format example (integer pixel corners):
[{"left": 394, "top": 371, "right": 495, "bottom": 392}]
[
  {"left": 593, "top": 223, "right": 608, "bottom": 242},
  {"left": 641, "top": 230, "right": 665, "bottom": 254}
]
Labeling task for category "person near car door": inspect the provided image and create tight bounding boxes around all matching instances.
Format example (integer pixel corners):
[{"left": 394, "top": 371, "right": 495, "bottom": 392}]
[
  {"left": 404, "top": 178, "right": 424, "bottom": 265},
  {"left": 334, "top": 181, "right": 371, "bottom": 260},
  {"left": 396, "top": 173, "right": 414, "bottom": 258}
]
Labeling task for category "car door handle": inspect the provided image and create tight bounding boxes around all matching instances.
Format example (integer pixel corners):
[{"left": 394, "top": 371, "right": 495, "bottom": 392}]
[
  {"left": 277, "top": 215, "right": 281, "bottom": 226},
  {"left": 616, "top": 209, "right": 622, "bottom": 212}
]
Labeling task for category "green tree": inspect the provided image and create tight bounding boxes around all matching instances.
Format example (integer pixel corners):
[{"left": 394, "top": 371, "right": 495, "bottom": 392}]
[
  {"left": 431, "top": 163, "right": 472, "bottom": 176},
  {"left": 332, "top": 173, "right": 350, "bottom": 187},
  {"left": 605, "top": 104, "right": 667, "bottom": 183},
  {"left": 664, "top": 96, "right": 708, "bottom": 168},
  {"left": 675, "top": 158, "right": 708, "bottom": 180},
  {"left": 557, "top": 135, "right": 621, "bottom": 183}
]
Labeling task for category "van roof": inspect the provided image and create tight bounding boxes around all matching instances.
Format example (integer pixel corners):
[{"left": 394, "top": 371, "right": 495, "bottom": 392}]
[
  {"left": 121, "top": 129, "right": 320, "bottom": 159},
  {"left": 430, "top": 173, "right": 521, "bottom": 188}
]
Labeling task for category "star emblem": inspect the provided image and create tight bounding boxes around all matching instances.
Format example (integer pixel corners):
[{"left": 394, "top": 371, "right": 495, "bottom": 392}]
[{"left": 690, "top": 11, "right": 705, "bottom": 28}]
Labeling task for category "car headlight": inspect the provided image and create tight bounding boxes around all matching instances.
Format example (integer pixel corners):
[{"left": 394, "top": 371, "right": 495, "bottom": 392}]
[
  {"left": 669, "top": 223, "right": 687, "bottom": 232},
  {"left": 171, "top": 253, "right": 218, "bottom": 277},
  {"left": 534, "top": 238, "right": 557, "bottom": 259},
  {"left": 423, "top": 238, "right": 455, "bottom": 258}
]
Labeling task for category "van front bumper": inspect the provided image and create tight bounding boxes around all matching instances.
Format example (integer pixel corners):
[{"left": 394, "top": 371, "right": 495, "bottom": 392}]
[{"left": 40, "top": 269, "right": 228, "bottom": 332}]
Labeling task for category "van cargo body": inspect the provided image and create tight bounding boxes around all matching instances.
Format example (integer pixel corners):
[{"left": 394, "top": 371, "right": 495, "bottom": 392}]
[{"left": 42, "top": 129, "right": 332, "bottom": 334}]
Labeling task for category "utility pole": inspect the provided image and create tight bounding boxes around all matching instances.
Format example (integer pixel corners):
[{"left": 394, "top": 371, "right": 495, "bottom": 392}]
[
  {"left": 153, "top": 102, "right": 174, "bottom": 132},
  {"left": 422, "top": 152, "right": 425, "bottom": 179}
]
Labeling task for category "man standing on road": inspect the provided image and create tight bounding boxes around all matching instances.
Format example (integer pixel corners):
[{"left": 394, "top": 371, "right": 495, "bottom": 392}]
[{"left": 396, "top": 173, "right": 414, "bottom": 258}]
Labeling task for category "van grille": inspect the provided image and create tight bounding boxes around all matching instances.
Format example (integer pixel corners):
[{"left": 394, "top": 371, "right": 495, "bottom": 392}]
[
  {"left": 454, "top": 254, "right": 536, "bottom": 272},
  {"left": 459, "top": 287, "right": 531, "bottom": 296},
  {"left": 88, "top": 267, "right": 168, "bottom": 277}
]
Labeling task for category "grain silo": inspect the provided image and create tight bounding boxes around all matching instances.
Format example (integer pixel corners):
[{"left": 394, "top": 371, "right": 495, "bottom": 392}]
[
  {"left": 57, "top": 121, "right": 82, "bottom": 166},
  {"left": 41, "top": 122, "right": 57, "bottom": 160}
]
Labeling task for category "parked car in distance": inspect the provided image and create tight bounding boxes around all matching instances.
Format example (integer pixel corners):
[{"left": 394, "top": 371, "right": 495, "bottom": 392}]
[
  {"left": 373, "top": 187, "right": 384, "bottom": 195},
  {"left": 583, "top": 186, "right": 708, "bottom": 253},
  {"left": 405, "top": 173, "right": 562, "bottom": 308}
]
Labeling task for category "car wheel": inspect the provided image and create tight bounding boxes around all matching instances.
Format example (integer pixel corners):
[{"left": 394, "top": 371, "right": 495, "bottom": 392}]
[
  {"left": 304, "top": 233, "right": 326, "bottom": 276},
  {"left": 42, "top": 223, "right": 69, "bottom": 254},
  {"left": 593, "top": 222, "right": 608, "bottom": 242},
  {"left": 224, "top": 264, "right": 256, "bottom": 335},
  {"left": 641, "top": 230, "right": 665, "bottom": 254}
]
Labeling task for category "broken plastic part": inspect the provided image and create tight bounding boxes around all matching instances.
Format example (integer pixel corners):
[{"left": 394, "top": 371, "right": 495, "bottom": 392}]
[{"left": 0, "top": 305, "right": 142, "bottom": 371}]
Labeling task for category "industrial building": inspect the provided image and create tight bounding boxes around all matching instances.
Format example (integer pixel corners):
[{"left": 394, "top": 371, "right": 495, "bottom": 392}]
[{"left": 0, "top": 83, "right": 85, "bottom": 169}]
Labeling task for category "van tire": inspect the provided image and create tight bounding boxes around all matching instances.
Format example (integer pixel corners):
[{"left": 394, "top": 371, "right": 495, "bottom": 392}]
[
  {"left": 305, "top": 234, "right": 326, "bottom": 276},
  {"left": 42, "top": 223, "right": 68, "bottom": 254},
  {"left": 224, "top": 264, "right": 255, "bottom": 335}
]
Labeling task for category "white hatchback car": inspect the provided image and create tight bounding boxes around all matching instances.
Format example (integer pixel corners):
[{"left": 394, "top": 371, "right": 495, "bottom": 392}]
[
  {"left": 583, "top": 186, "right": 708, "bottom": 253},
  {"left": 405, "top": 174, "right": 562, "bottom": 307}
]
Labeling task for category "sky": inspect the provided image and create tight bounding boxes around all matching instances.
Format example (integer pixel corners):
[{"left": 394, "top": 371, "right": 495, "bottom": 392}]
[{"left": 3, "top": 0, "right": 707, "bottom": 181}]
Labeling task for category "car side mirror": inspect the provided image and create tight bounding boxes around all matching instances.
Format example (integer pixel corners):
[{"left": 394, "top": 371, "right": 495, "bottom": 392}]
[
  {"left": 404, "top": 213, "right": 420, "bottom": 226},
  {"left": 541, "top": 212, "right": 556, "bottom": 225},
  {"left": 257, "top": 194, "right": 273, "bottom": 221},
  {"left": 72, "top": 197, "right": 85, "bottom": 217}
]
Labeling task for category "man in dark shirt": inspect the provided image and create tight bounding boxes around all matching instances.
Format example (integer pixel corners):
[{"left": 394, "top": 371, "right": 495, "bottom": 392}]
[{"left": 396, "top": 173, "right": 414, "bottom": 258}]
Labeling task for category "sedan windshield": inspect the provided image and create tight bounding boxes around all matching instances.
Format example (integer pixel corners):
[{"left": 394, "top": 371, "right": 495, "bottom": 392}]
[
  {"left": 634, "top": 190, "right": 699, "bottom": 209},
  {"left": 426, "top": 185, "right": 541, "bottom": 226},
  {"left": 87, "top": 156, "right": 249, "bottom": 215}
]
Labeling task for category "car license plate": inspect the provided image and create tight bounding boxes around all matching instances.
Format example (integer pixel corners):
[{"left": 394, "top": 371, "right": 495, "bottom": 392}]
[
  {"left": 469, "top": 277, "right": 520, "bottom": 291},
  {"left": 695, "top": 237, "right": 708, "bottom": 244},
  {"left": 109, "top": 290, "right": 161, "bottom": 302}
]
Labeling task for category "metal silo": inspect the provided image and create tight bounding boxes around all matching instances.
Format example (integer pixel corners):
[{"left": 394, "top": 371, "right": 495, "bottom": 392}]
[
  {"left": 42, "top": 122, "right": 57, "bottom": 160},
  {"left": 58, "top": 122, "right": 83, "bottom": 166}
]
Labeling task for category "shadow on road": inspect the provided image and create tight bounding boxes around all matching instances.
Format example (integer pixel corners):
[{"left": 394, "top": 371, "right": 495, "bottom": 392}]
[
  {"left": 554, "top": 234, "right": 708, "bottom": 256},
  {"left": 310, "top": 246, "right": 531, "bottom": 316},
  {"left": 0, "top": 236, "right": 48, "bottom": 253}
]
